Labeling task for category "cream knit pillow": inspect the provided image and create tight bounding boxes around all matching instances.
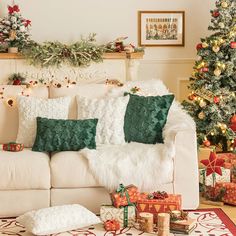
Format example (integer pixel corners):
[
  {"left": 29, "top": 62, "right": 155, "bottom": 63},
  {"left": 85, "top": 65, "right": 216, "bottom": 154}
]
[
  {"left": 77, "top": 96, "right": 129, "bottom": 145},
  {"left": 16, "top": 96, "right": 71, "bottom": 147}
]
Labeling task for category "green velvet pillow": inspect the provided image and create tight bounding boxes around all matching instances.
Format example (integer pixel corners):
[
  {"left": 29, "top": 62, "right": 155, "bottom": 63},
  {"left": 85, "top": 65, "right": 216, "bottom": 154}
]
[
  {"left": 124, "top": 93, "right": 174, "bottom": 144},
  {"left": 32, "top": 117, "right": 98, "bottom": 152}
]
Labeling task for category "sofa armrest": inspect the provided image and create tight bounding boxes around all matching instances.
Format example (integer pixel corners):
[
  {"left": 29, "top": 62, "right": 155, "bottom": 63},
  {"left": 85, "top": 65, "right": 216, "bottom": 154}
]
[{"left": 173, "top": 129, "right": 199, "bottom": 209}]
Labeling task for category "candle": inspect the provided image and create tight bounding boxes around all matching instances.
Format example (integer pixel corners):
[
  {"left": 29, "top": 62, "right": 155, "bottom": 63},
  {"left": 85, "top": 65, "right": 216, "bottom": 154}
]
[
  {"left": 158, "top": 213, "right": 170, "bottom": 236},
  {"left": 139, "top": 212, "right": 153, "bottom": 233}
]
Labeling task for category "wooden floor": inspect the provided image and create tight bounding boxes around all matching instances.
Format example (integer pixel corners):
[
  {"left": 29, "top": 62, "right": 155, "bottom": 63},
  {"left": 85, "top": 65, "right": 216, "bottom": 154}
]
[{"left": 199, "top": 199, "right": 236, "bottom": 224}]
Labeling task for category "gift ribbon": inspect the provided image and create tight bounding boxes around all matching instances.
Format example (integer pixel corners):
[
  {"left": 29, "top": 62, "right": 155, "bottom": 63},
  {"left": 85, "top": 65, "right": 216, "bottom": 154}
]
[
  {"left": 116, "top": 184, "right": 134, "bottom": 207},
  {"left": 123, "top": 206, "right": 128, "bottom": 227}
]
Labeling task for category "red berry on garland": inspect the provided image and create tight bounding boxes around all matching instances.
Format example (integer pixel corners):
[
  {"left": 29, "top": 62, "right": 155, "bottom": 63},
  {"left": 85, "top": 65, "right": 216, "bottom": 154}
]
[
  {"left": 230, "top": 115, "right": 236, "bottom": 124},
  {"left": 13, "top": 79, "right": 21, "bottom": 85},
  {"left": 203, "top": 139, "right": 211, "bottom": 147},
  {"left": 212, "top": 10, "right": 220, "bottom": 18},
  {"left": 196, "top": 43, "right": 203, "bottom": 51},
  {"left": 230, "top": 42, "right": 236, "bottom": 49},
  {"left": 213, "top": 96, "right": 220, "bottom": 104}
]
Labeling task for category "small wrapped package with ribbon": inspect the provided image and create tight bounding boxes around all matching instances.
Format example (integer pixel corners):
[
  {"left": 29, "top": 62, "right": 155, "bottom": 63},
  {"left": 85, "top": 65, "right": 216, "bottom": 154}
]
[
  {"left": 199, "top": 168, "right": 231, "bottom": 187},
  {"left": 110, "top": 184, "right": 138, "bottom": 208},
  {"left": 215, "top": 182, "right": 236, "bottom": 205},
  {"left": 100, "top": 205, "right": 136, "bottom": 228},
  {"left": 136, "top": 192, "right": 182, "bottom": 223},
  {"left": 2, "top": 142, "right": 24, "bottom": 152},
  {"left": 104, "top": 219, "right": 120, "bottom": 231}
]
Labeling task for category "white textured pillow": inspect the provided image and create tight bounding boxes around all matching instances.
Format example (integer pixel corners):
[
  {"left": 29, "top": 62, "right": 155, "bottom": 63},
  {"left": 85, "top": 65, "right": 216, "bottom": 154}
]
[
  {"left": 16, "top": 96, "right": 71, "bottom": 147},
  {"left": 16, "top": 204, "right": 101, "bottom": 235},
  {"left": 77, "top": 96, "right": 129, "bottom": 144}
]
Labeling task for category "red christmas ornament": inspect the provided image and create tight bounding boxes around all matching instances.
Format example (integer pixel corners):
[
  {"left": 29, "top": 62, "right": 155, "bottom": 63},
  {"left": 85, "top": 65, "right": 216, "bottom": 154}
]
[
  {"left": 200, "top": 67, "right": 209, "bottom": 73},
  {"left": 8, "top": 5, "right": 20, "bottom": 14},
  {"left": 230, "top": 42, "right": 236, "bottom": 49},
  {"left": 188, "top": 94, "right": 197, "bottom": 101},
  {"left": 201, "top": 152, "right": 225, "bottom": 176},
  {"left": 213, "top": 96, "right": 220, "bottom": 104},
  {"left": 212, "top": 10, "right": 220, "bottom": 18},
  {"left": 203, "top": 139, "right": 211, "bottom": 147},
  {"left": 196, "top": 43, "right": 203, "bottom": 51},
  {"left": 13, "top": 79, "right": 21, "bottom": 85},
  {"left": 230, "top": 115, "right": 236, "bottom": 124}
]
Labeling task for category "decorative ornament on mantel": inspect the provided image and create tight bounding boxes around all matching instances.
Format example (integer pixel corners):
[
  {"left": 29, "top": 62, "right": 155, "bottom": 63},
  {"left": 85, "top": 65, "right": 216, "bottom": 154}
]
[{"left": 0, "top": 4, "right": 31, "bottom": 52}]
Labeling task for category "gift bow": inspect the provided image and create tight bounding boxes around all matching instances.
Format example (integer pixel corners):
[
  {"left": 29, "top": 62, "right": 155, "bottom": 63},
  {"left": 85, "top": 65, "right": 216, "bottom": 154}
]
[
  {"left": 116, "top": 184, "right": 134, "bottom": 207},
  {"left": 8, "top": 5, "right": 20, "bottom": 14}
]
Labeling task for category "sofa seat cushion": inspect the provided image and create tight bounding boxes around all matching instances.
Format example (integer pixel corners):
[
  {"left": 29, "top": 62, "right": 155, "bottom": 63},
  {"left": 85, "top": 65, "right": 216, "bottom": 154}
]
[
  {"left": 0, "top": 148, "right": 50, "bottom": 190},
  {"left": 51, "top": 151, "right": 100, "bottom": 188}
]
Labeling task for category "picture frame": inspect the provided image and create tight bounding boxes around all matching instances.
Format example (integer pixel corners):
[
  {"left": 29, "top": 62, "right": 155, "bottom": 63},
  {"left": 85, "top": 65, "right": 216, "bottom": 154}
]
[{"left": 138, "top": 11, "right": 185, "bottom": 47}]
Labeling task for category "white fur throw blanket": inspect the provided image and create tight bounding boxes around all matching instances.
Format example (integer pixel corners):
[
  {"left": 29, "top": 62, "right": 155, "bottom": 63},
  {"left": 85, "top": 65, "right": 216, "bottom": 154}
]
[{"left": 80, "top": 80, "right": 195, "bottom": 192}]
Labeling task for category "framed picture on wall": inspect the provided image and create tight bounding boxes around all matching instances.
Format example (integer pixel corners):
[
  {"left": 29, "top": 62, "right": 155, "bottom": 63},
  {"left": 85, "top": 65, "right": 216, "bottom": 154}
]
[{"left": 138, "top": 11, "right": 185, "bottom": 47}]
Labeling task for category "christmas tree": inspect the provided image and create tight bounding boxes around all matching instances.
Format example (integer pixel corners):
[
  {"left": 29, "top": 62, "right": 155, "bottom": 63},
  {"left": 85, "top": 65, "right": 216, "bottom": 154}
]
[
  {"left": 0, "top": 4, "right": 31, "bottom": 50},
  {"left": 182, "top": 0, "right": 236, "bottom": 152}
]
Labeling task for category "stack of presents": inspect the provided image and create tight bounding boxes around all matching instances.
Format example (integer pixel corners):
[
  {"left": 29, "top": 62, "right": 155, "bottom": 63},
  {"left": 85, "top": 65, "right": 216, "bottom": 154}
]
[
  {"left": 100, "top": 184, "right": 197, "bottom": 234},
  {"left": 199, "top": 146, "right": 236, "bottom": 205}
]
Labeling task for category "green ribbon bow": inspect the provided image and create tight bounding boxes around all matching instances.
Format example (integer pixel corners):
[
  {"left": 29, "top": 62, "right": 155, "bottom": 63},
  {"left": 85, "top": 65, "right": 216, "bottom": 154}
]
[{"left": 116, "top": 184, "right": 134, "bottom": 207}]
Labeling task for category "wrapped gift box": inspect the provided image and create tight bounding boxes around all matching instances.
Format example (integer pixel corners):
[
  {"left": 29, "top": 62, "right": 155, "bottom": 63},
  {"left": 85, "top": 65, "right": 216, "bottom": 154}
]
[
  {"left": 217, "top": 153, "right": 236, "bottom": 169},
  {"left": 215, "top": 182, "right": 236, "bottom": 205},
  {"left": 199, "top": 167, "right": 231, "bottom": 186},
  {"left": 110, "top": 184, "right": 138, "bottom": 208},
  {"left": 100, "top": 205, "right": 136, "bottom": 228},
  {"left": 2, "top": 142, "right": 24, "bottom": 152},
  {"left": 198, "top": 146, "right": 215, "bottom": 168},
  {"left": 104, "top": 220, "right": 120, "bottom": 231},
  {"left": 136, "top": 194, "right": 182, "bottom": 223}
]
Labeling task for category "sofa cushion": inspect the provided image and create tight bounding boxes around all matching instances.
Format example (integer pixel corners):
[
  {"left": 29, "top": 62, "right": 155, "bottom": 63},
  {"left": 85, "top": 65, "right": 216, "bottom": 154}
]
[
  {"left": 0, "top": 86, "right": 48, "bottom": 144},
  {"left": 16, "top": 96, "right": 71, "bottom": 147},
  {"left": 49, "top": 84, "right": 110, "bottom": 119},
  {"left": 124, "top": 94, "right": 174, "bottom": 144},
  {"left": 50, "top": 151, "right": 100, "bottom": 188},
  {"left": 77, "top": 96, "right": 129, "bottom": 145},
  {"left": 32, "top": 117, "right": 98, "bottom": 152},
  {"left": 0, "top": 148, "right": 50, "bottom": 190}
]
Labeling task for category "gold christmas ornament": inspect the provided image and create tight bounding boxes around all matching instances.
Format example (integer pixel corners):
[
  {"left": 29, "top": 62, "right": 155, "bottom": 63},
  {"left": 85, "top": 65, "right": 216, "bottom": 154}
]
[
  {"left": 214, "top": 68, "right": 222, "bottom": 76},
  {"left": 198, "top": 111, "right": 205, "bottom": 119},
  {"left": 221, "top": 1, "right": 228, "bottom": 8},
  {"left": 212, "top": 46, "right": 220, "bottom": 53},
  {"left": 199, "top": 100, "right": 207, "bottom": 108},
  {"left": 202, "top": 42, "right": 209, "bottom": 48}
]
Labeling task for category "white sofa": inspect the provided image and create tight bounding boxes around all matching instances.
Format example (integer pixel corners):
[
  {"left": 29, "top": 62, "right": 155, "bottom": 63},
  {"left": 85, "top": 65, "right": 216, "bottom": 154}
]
[{"left": 0, "top": 80, "right": 199, "bottom": 217}]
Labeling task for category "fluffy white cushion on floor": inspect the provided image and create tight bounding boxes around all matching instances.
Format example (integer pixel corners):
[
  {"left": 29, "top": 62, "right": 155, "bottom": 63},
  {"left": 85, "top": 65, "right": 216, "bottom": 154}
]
[
  {"left": 16, "top": 204, "right": 101, "bottom": 235},
  {"left": 77, "top": 96, "right": 129, "bottom": 145},
  {"left": 16, "top": 96, "right": 71, "bottom": 147}
]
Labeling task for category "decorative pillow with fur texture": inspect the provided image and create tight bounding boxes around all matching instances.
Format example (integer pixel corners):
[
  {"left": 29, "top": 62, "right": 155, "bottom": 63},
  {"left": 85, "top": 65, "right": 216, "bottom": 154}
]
[
  {"left": 77, "top": 96, "right": 129, "bottom": 145},
  {"left": 16, "top": 204, "right": 101, "bottom": 235},
  {"left": 16, "top": 96, "right": 71, "bottom": 147}
]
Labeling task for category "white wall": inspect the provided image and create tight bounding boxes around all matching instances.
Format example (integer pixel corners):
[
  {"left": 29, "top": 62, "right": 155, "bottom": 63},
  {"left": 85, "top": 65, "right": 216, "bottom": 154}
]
[{"left": 0, "top": 0, "right": 215, "bottom": 99}]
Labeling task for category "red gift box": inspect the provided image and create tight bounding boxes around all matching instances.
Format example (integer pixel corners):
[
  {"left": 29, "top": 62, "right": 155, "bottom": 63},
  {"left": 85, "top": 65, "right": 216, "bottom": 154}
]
[
  {"left": 104, "top": 220, "right": 120, "bottom": 231},
  {"left": 2, "top": 142, "right": 24, "bottom": 152},
  {"left": 215, "top": 182, "right": 236, "bottom": 205},
  {"left": 111, "top": 184, "right": 138, "bottom": 208},
  {"left": 136, "top": 194, "right": 182, "bottom": 223}
]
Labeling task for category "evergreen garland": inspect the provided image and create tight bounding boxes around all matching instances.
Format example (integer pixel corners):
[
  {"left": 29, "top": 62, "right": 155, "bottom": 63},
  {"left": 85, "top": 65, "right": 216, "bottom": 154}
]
[{"left": 22, "top": 34, "right": 105, "bottom": 67}]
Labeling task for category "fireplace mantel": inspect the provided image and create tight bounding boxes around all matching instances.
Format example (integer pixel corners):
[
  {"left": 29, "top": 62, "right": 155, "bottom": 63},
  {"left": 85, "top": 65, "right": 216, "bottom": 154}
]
[
  {"left": 0, "top": 52, "right": 144, "bottom": 84},
  {"left": 0, "top": 52, "right": 144, "bottom": 60}
]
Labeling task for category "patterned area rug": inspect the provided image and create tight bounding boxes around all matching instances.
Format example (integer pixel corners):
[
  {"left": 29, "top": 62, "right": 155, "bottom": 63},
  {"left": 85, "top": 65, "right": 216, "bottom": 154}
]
[{"left": 0, "top": 209, "right": 235, "bottom": 236}]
